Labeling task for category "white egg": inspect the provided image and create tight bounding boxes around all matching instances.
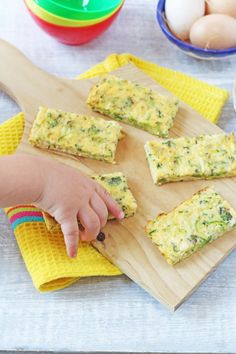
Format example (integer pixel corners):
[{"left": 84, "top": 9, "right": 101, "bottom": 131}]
[
  {"left": 165, "top": 0, "right": 205, "bottom": 40},
  {"left": 190, "top": 14, "right": 236, "bottom": 50},
  {"left": 206, "top": 0, "right": 236, "bottom": 18}
]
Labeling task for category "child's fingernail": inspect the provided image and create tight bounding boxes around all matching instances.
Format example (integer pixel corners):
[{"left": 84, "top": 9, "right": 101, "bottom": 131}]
[
  {"left": 69, "top": 248, "right": 77, "bottom": 258},
  {"left": 118, "top": 211, "right": 124, "bottom": 219}
]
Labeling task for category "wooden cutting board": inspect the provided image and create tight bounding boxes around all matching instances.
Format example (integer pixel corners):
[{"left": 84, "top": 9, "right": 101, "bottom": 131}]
[{"left": 1, "top": 39, "right": 236, "bottom": 311}]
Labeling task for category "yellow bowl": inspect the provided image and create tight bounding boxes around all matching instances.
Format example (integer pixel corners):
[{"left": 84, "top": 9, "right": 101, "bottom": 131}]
[{"left": 25, "top": 0, "right": 124, "bottom": 27}]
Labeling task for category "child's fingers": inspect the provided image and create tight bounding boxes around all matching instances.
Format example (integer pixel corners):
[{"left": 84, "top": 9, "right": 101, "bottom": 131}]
[
  {"left": 90, "top": 193, "right": 108, "bottom": 228},
  {"left": 96, "top": 184, "right": 124, "bottom": 220},
  {"left": 79, "top": 205, "right": 101, "bottom": 241},
  {"left": 60, "top": 215, "right": 80, "bottom": 258}
]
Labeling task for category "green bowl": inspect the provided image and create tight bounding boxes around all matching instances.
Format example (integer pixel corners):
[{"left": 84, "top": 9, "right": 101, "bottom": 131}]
[
  {"left": 34, "top": 0, "right": 123, "bottom": 20},
  {"left": 27, "top": 0, "right": 123, "bottom": 27}
]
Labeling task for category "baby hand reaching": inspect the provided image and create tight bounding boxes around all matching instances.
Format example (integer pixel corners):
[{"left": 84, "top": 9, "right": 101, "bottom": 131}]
[
  {"left": 0, "top": 154, "right": 124, "bottom": 258},
  {"left": 35, "top": 157, "right": 124, "bottom": 257}
]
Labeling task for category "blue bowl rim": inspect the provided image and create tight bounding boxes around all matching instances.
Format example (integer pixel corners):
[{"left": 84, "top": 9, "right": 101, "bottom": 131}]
[{"left": 157, "top": 0, "right": 236, "bottom": 56}]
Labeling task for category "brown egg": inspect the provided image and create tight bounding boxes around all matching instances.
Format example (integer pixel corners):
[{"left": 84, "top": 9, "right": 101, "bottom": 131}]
[
  {"left": 206, "top": 0, "right": 236, "bottom": 18},
  {"left": 190, "top": 14, "right": 236, "bottom": 50}
]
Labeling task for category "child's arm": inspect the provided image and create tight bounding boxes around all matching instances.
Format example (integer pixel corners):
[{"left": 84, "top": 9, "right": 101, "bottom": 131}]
[{"left": 0, "top": 154, "right": 124, "bottom": 258}]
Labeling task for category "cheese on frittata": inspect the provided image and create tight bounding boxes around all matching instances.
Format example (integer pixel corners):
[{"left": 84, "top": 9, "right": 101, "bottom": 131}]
[
  {"left": 145, "top": 133, "right": 236, "bottom": 185},
  {"left": 91, "top": 172, "right": 137, "bottom": 218},
  {"left": 43, "top": 172, "right": 137, "bottom": 233},
  {"left": 87, "top": 75, "right": 179, "bottom": 137},
  {"left": 146, "top": 187, "right": 236, "bottom": 265},
  {"left": 29, "top": 107, "right": 122, "bottom": 163}
]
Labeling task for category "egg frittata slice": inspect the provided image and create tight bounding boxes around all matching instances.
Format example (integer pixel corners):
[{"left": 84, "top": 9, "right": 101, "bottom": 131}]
[
  {"left": 91, "top": 172, "right": 137, "bottom": 218},
  {"left": 145, "top": 133, "right": 236, "bottom": 185},
  {"left": 43, "top": 172, "right": 137, "bottom": 233},
  {"left": 29, "top": 107, "right": 122, "bottom": 163},
  {"left": 87, "top": 75, "right": 179, "bottom": 137},
  {"left": 146, "top": 187, "right": 236, "bottom": 265}
]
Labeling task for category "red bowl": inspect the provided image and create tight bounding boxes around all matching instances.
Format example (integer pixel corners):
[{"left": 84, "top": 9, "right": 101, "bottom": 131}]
[{"left": 26, "top": 5, "right": 122, "bottom": 45}]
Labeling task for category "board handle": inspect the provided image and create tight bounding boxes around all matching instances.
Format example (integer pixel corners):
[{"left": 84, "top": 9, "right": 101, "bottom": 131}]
[{"left": 0, "top": 39, "right": 53, "bottom": 110}]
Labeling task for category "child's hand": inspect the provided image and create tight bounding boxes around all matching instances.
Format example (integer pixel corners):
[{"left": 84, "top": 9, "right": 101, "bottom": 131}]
[
  {"left": 35, "top": 157, "right": 124, "bottom": 258},
  {"left": 0, "top": 154, "right": 124, "bottom": 258}
]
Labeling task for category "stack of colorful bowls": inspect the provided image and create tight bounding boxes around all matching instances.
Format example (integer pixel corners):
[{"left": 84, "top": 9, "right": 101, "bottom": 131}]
[{"left": 24, "top": 0, "right": 125, "bottom": 45}]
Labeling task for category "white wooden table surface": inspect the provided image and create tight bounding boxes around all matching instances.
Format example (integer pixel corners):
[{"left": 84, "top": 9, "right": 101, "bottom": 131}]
[{"left": 1, "top": 1, "right": 236, "bottom": 353}]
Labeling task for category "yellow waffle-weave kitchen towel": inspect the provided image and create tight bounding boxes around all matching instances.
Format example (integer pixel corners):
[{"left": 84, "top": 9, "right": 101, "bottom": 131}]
[{"left": 1, "top": 53, "right": 229, "bottom": 292}]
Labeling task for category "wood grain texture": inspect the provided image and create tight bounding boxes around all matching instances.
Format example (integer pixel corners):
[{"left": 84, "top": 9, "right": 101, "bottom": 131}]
[
  {"left": 1, "top": 38, "right": 236, "bottom": 311},
  {"left": 1, "top": 0, "right": 236, "bottom": 352}
]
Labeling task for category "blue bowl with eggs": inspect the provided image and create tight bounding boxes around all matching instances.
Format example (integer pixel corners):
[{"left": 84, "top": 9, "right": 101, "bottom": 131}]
[{"left": 157, "top": 0, "right": 236, "bottom": 60}]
